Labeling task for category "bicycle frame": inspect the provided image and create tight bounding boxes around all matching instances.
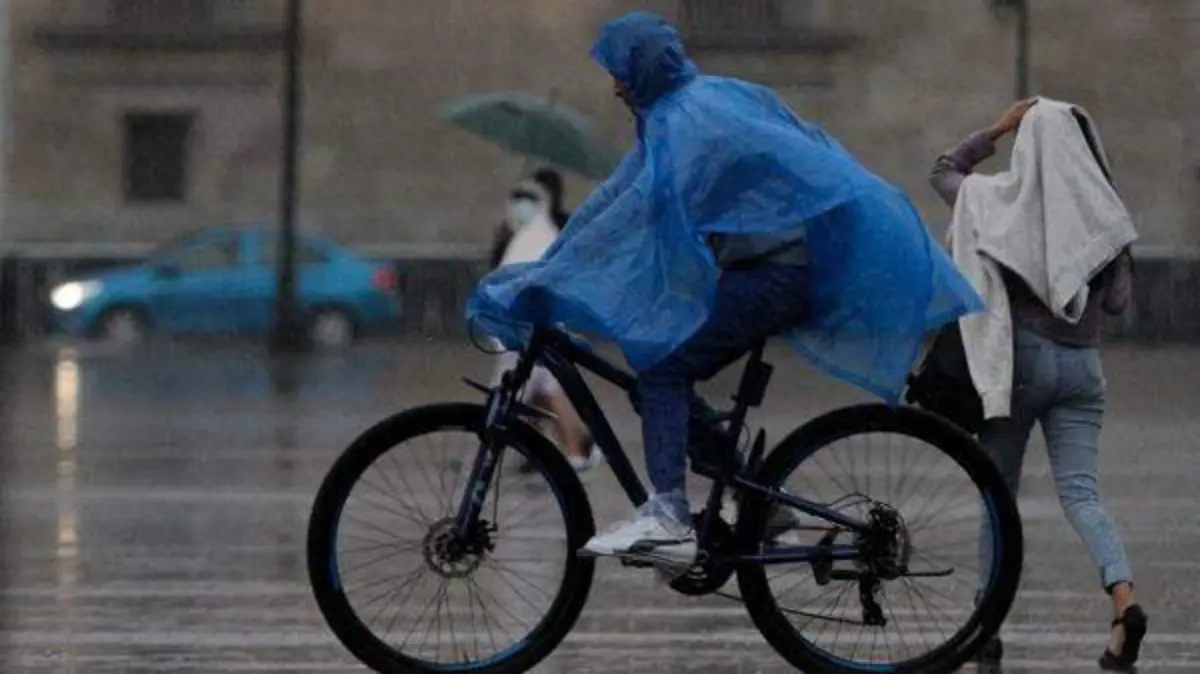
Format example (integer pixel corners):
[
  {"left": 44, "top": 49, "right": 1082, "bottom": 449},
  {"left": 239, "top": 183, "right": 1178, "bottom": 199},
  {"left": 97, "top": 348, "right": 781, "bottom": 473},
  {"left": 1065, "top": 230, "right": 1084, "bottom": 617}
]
[{"left": 455, "top": 326, "right": 872, "bottom": 566}]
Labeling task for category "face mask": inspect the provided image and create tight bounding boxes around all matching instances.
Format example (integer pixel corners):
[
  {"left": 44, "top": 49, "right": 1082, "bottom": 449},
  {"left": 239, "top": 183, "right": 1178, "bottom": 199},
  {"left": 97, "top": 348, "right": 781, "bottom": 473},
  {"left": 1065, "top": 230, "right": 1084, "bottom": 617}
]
[{"left": 507, "top": 199, "right": 544, "bottom": 228}]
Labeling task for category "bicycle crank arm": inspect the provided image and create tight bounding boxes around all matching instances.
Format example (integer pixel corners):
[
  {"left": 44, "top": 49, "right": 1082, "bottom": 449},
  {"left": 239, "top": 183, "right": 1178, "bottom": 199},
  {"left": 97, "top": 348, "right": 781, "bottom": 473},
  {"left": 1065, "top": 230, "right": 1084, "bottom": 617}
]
[
  {"left": 617, "top": 549, "right": 691, "bottom": 574},
  {"left": 578, "top": 545, "right": 694, "bottom": 576},
  {"left": 616, "top": 553, "right": 688, "bottom": 573}
]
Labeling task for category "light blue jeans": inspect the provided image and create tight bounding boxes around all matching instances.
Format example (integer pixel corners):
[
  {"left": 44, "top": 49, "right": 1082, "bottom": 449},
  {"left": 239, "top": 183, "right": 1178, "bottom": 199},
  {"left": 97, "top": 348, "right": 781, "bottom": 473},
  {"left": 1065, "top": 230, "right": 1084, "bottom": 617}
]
[{"left": 980, "top": 328, "right": 1133, "bottom": 591}]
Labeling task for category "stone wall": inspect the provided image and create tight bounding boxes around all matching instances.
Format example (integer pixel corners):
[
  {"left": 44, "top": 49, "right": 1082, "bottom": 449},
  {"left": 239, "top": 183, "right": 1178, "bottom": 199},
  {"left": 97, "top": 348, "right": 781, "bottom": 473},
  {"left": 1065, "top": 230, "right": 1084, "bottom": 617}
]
[
  {"left": 6, "top": 0, "right": 1197, "bottom": 249},
  {"left": 2, "top": 0, "right": 1197, "bottom": 341}
]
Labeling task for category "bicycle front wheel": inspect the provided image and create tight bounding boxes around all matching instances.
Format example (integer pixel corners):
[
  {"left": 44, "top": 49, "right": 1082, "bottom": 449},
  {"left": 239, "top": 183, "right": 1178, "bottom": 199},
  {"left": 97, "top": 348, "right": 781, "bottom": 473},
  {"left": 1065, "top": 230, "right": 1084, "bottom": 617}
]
[
  {"left": 307, "top": 403, "right": 596, "bottom": 673},
  {"left": 735, "top": 404, "right": 1023, "bottom": 673}
]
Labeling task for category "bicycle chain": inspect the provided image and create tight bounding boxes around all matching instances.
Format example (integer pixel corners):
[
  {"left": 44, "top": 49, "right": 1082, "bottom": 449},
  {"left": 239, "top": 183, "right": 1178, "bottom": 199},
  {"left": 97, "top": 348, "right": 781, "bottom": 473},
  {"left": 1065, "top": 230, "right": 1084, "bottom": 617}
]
[{"left": 710, "top": 589, "right": 867, "bottom": 626}]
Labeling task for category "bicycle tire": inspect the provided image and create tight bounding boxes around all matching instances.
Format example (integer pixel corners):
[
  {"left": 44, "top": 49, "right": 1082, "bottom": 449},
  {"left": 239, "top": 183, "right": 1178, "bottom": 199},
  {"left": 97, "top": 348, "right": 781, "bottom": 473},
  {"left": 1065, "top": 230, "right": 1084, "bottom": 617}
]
[
  {"left": 735, "top": 403, "right": 1023, "bottom": 674},
  {"left": 307, "top": 403, "right": 597, "bottom": 674}
]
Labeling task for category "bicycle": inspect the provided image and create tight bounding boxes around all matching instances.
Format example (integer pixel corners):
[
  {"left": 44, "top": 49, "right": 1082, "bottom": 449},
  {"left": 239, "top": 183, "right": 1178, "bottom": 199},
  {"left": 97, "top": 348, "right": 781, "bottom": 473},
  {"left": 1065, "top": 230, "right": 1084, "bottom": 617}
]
[{"left": 308, "top": 325, "right": 1023, "bottom": 673}]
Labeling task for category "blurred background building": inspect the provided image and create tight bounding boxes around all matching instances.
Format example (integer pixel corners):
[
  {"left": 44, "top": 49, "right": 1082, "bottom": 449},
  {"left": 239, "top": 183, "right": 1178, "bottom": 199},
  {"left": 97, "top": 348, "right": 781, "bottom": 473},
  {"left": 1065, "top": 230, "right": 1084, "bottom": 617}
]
[{"left": 1, "top": 0, "right": 1197, "bottom": 340}]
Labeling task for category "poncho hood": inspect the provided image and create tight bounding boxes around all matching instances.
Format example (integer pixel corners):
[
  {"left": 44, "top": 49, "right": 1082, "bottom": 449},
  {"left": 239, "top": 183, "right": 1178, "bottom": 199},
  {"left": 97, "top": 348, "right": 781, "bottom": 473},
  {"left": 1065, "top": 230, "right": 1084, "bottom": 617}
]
[{"left": 591, "top": 11, "right": 698, "bottom": 110}]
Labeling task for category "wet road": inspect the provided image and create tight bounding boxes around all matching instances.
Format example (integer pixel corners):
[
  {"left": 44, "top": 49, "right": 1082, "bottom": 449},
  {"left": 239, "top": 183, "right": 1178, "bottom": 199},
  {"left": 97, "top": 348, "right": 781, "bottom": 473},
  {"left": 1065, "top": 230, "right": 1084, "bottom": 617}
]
[{"left": 0, "top": 338, "right": 1198, "bottom": 673}]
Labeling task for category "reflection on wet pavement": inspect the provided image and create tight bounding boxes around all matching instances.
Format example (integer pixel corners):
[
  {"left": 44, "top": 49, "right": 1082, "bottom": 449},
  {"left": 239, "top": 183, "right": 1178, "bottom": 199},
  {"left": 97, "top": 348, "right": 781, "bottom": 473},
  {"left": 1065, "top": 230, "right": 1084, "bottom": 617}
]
[{"left": 1, "top": 340, "right": 1199, "bottom": 672}]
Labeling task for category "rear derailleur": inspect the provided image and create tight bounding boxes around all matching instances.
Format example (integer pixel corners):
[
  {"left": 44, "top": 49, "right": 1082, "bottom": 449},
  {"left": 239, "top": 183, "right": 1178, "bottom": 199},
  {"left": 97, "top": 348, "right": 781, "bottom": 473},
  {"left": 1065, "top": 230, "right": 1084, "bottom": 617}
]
[{"left": 810, "top": 503, "right": 913, "bottom": 627}]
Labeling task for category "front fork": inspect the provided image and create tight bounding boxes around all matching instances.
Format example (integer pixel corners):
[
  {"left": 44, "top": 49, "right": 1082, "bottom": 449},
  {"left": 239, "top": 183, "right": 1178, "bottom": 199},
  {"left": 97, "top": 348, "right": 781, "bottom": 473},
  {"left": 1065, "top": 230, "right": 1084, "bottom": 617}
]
[
  {"left": 453, "top": 324, "right": 554, "bottom": 537},
  {"left": 452, "top": 381, "right": 512, "bottom": 536}
]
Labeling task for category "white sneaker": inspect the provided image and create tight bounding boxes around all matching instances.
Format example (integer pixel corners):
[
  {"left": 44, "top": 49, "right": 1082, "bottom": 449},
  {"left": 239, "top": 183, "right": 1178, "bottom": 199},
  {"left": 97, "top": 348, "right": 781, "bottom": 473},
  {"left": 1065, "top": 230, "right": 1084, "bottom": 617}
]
[
  {"left": 727, "top": 492, "right": 805, "bottom": 537},
  {"left": 568, "top": 447, "right": 604, "bottom": 474},
  {"left": 581, "top": 507, "right": 696, "bottom": 565},
  {"left": 765, "top": 502, "right": 805, "bottom": 538}
]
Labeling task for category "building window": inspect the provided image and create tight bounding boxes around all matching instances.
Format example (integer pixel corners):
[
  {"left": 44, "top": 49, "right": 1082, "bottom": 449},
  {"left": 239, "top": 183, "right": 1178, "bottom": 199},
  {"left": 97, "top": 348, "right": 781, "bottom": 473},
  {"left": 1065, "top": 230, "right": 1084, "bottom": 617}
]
[
  {"left": 33, "top": 0, "right": 284, "bottom": 53},
  {"left": 123, "top": 112, "right": 193, "bottom": 203},
  {"left": 110, "top": 0, "right": 216, "bottom": 30},
  {"left": 681, "top": 0, "right": 814, "bottom": 35},
  {"left": 679, "top": 0, "right": 841, "bottom": 51}
]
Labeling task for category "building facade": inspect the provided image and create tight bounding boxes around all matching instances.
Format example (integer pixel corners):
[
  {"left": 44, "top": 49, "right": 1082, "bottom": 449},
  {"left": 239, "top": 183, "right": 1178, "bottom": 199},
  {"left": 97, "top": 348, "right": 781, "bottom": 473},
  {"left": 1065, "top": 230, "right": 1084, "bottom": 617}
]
[{"left": 4, "top": 0, "right": 1199, "bottom": 337}]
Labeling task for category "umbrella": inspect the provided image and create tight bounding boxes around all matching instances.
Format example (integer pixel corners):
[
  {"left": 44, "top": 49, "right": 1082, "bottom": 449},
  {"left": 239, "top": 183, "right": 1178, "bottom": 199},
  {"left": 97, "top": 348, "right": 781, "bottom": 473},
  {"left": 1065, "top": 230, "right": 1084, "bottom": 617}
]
[{"left": 438, "top": 91, "right": 621, "bottom": 181}]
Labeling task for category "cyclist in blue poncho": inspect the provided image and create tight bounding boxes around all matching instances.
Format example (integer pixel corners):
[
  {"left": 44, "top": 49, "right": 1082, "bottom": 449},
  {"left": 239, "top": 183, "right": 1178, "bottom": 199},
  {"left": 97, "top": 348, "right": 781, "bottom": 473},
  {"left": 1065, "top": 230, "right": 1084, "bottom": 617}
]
[{"left": 468, "top": 11, "right": 985, "bottom": 560}]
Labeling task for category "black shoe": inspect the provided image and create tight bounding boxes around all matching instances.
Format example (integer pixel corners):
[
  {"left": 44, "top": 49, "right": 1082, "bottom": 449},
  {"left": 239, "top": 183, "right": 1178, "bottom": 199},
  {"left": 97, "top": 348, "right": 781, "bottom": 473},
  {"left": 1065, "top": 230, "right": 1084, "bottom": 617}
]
[
  {"left": 1099, "top": 604, "right": 1147, "bottom": 672},
  {"left": 972, "top": 636, "right": 1003, "bottom": 672}
]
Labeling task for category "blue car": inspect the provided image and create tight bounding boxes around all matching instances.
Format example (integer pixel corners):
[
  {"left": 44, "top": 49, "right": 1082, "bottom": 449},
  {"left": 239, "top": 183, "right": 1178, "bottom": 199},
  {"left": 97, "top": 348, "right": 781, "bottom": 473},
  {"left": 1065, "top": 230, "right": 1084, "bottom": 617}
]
[{"left": 49, "top": 227, "right": 402, "bottom": 346}]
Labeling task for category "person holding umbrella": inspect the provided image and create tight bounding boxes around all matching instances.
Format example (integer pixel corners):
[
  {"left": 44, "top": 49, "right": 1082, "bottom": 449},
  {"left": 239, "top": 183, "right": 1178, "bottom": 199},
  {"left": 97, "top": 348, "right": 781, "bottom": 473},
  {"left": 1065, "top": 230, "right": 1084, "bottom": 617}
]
[
  {"left": 489, "top": 168, "right": 572, "bottom": 267},
  {"left": 533, "top": 167, "right": 572, "bottom": 230},
  {"left": 488, "top": 172, "right": 599, "bottom": 474}
]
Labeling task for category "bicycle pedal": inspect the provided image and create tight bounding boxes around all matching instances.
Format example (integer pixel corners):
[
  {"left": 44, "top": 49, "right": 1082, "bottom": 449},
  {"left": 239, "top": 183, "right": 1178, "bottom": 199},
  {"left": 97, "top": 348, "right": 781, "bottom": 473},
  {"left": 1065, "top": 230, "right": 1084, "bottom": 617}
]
[
  {"left": 615, "top": 543, "right": 694, "bottom": 571},
  {"left": 619, "top": 554, "right": 690, "bottom": 574}
]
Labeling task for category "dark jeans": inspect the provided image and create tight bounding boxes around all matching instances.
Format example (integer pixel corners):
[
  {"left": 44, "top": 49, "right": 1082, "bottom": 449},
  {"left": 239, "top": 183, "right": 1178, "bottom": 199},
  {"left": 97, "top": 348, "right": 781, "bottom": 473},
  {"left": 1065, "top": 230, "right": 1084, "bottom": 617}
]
[{"left": 637, "top": 264, "right": 811, "bottom": 519}]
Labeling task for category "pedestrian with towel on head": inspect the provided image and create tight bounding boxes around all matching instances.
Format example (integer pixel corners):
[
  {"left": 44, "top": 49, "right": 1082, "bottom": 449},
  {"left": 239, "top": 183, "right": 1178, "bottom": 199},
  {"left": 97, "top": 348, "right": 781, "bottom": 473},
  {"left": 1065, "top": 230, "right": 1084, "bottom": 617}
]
[{"left": 930, "top": 97, "right": 1145, "bottom": 672}]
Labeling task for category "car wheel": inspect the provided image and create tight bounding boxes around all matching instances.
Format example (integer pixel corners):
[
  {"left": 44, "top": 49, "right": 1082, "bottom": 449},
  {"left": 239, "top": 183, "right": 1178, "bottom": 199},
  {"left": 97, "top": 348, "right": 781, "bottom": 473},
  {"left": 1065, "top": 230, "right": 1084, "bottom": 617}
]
[
  {"left": 310, "top": 308, "right": 355, "bottom": 349},
  {"left": 97, "top": 307, "right": 148, "bottom": 345}
]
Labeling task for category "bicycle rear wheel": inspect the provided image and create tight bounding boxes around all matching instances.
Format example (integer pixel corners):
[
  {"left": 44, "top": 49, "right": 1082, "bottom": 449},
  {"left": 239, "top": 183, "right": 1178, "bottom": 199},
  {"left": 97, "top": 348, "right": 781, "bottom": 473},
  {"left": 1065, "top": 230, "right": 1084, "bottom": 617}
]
[
  {"left": 735, "top": 404, "right": 1022, "bottom": 673},
  {"left": 307, "top": 403, "right": 596, "bottom": 673}
]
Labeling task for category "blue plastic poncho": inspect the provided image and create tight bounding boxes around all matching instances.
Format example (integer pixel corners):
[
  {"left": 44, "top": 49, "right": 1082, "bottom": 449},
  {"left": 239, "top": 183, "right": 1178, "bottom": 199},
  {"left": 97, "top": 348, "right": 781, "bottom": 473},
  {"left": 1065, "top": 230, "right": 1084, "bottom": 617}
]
[{"left": 468, "top": 12, "right": 984, "bottom": 403}]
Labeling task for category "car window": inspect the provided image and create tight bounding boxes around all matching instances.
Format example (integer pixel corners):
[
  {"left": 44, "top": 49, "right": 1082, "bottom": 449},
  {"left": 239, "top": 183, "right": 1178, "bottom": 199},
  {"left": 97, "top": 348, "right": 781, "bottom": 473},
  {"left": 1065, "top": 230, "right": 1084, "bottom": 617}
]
[
  {"left": 172, "top": 236, "right": 241, "bottom": 272},
  {"left": 258, "top": 238, "right": 331, "bottom": 267}
]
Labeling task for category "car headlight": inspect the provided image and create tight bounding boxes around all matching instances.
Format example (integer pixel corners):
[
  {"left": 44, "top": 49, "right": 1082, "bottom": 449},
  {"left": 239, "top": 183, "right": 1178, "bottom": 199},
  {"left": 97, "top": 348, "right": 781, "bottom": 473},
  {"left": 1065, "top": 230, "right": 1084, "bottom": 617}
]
[{"left": 50, "top": 281, "right": 103, "bottom": 311}]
